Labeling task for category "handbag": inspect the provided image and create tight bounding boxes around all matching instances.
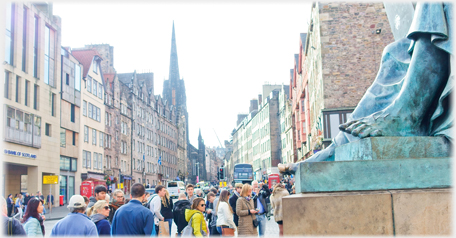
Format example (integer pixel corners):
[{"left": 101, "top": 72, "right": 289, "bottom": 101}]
[
  {"left": 243, "top": 199, "right": 259, "bottom": 228},
  {"left": 221, "top": 227, "right": 235, "bottom": 236}
]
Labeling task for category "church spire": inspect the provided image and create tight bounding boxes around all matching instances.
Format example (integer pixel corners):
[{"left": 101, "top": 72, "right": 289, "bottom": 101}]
[{"left": 169, "top": 21, "right": 180, "bottom": 82}]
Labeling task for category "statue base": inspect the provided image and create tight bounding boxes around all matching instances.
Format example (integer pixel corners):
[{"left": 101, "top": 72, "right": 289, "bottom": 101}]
[
  {"left": 285, "top": 137, "right": 452, "bottom": 235},
  {"left": 283, "top": 188, "right": 451, "bottom": 235},
  {"left": 295, "top": 137, "right": 451, "bottom": 193}
]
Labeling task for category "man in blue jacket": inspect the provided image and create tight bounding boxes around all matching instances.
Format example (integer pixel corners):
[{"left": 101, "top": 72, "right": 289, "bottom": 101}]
[
  {"left": 111, "top": 183, "right": 155, "bottom": 235},
  {"left": 50, "top": 195, "right": 98, "bottom": 236}
]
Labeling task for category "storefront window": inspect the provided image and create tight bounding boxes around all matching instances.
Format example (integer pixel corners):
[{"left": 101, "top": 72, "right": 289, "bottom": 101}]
[
  {"left": 60, "top": 175, "right": 67, "bottom": 204},
  {"left": 68, "top": 176, "right": 75, "bottom": 200}
]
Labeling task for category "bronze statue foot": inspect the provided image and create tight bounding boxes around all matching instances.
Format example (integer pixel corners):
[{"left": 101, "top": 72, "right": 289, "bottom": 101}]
[{"left": 339, "top": 109, "right": 424, "bottom": 138}]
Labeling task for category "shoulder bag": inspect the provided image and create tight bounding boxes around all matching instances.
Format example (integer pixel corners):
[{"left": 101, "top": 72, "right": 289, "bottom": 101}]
[{"left": 243, "top": 199, "right": 259, "bottom": 228}]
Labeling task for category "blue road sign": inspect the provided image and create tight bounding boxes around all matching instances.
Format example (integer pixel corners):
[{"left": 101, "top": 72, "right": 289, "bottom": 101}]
[
  {"left": 143, "top": 154, "right": 145, "bottom": 161},
  {"left": 158, "top": 156, "right": 162, "bottom": 165}
]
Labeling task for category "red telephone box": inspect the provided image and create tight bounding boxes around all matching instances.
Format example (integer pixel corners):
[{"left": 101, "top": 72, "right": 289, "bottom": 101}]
[
  {"left": 80, "top": 181, "right": 94, "bottom": 198},
  {"left": 268, "top": 174, "right": 280, "bottom": 189}
]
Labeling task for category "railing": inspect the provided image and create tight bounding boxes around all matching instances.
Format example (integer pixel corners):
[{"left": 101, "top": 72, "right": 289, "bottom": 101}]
[{"left": 4, "top": 126, "right": 40, "bottom": 148}]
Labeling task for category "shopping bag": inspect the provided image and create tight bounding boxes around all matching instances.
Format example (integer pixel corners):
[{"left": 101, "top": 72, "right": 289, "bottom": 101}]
[
  {"left": 222, "top": 227, "right": 235, "bottom": 236},
  {"left": 159, "top": 221, "right": 170, "bottom": 236}
]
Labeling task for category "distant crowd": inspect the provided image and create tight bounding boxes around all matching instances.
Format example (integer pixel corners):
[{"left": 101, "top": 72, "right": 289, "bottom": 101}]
[{"left": 2, "top": 179, "right": 294, "bottom": 237}]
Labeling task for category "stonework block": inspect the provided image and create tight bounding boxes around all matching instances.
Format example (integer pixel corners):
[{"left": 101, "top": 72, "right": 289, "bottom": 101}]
[
  {"left": 283, "top": 191, "right": 394, "bottom": 235},
  {"left": 391, "top": 189, "right": 451, "bottom": 235},
  {"left": 284, "top": 189, "right": 451, "bottom": 236}
]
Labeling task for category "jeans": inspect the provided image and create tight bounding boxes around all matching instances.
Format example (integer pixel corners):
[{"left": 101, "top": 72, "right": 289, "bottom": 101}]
[
  {"left": 217, "top": 227, "right": 223, "bottom": 234},
  {"left": 165, "top": 218, "right": 173, "bottom": 236},
  {"left": 256, "top": 214, "right": 267, "bottom": 236}
]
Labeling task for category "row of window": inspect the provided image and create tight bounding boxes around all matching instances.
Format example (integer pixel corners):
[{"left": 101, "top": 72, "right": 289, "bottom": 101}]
[
  {"left": 82, "top": 101, "right": 101, "bottom": 122},
  {"left": 5, "top": 72, "right": 42, "bottom": 111},
  {"left": 82, "top": 150, "right": 103, "bottom": 170},
  {"left": 86, "top": 76, "right": 103, "bottom": 100},
  {"left": 83, "top": 125, "right": 111, "bottom": 148}
]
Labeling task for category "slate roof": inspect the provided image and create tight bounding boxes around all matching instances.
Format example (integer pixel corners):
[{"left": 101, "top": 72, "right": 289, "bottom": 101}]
[
  {"left": 71, "top": 48, "right": 103, "bottom": 78},
  {"left": 300, "top": 33, "right": 307, "bottom": 51},
  {"left": 104, "top": 73, "right": 115, "bottom": 91}
]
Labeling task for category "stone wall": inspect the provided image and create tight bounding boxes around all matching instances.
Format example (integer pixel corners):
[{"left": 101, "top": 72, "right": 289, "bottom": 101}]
[{"left": 319, "top": 2, "right": 394, "bottom": 109}]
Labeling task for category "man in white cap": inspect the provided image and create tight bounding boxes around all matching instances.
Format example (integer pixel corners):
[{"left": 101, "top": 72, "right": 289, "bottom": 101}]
[{"left": 50, "top": 195, "right": 98, "bottom": 236}]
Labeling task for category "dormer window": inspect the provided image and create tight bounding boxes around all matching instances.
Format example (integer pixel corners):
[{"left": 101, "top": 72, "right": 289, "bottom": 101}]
[{"left": 93, "top": 59, "right": 98, "bottom": 74}]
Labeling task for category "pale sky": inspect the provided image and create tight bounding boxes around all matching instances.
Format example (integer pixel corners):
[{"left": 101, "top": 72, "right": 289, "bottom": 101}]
[{"left": 53, "top": 1, "right": 312, "bottom": 148}]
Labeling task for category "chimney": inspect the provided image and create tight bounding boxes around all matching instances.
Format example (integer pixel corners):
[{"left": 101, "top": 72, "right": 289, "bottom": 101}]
[
  {"left": 249, "top": 99, "right": 258, "bottom": 113},
  {"left": 258, "top": 94, "right": 262, "bottom": 107}
]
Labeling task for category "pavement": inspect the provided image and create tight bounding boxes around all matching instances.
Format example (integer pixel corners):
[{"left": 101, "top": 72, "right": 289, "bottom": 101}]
[{"left": 44, "top": 205, "right": 71, "bottom": 221}]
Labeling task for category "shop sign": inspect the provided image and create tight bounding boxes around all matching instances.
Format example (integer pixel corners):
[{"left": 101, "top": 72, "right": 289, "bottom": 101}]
[
  {"left": 4, "top": 149, "right": 37, "bottom": 159},
  {"left": 43, "top": 175, "right": 59, "bottom": 184}
]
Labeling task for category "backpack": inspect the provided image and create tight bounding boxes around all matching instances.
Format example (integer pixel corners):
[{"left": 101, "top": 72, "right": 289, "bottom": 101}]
[
  {"left": 7, "top": 218, "right": 14, "bottom": 236},
  {"left": 146, "top": 194, "right": 158, "bottom": 209},
  {"left": 181, "top": 213, "right": 204, "bottom": 237}
]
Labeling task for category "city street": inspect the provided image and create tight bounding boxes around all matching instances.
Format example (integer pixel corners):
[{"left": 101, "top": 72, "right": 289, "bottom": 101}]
[{"left": 43, "top": 198, "right": 279, "bottom": 236}]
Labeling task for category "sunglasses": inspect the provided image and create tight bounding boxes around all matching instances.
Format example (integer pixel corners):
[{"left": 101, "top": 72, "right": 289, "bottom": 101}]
[
  {"left": 104, "top": 206, "right": 110, "bottom": 210},
  {"left": 200, "top": 204, "right": 206, "bottom": 207}
]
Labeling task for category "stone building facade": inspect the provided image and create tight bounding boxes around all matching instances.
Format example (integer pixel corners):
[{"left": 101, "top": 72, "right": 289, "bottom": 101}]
[
  {"left": 231, "top": 85, "right": 283, "bottom": 181},
  {"left": 2, "top": 2, "right": 62, "bottom": 202},
  {"left": 59, "top": 47, "right": 83, "bottom": 203},
  {"left": 72, "top": 48, "right": 107, "bottom": 186},
  {"left": 278, "top": 85, "right": 294, "bottom": 165},
  {"left": 292, "top": 2, "right": 394, "bottom": 161}
]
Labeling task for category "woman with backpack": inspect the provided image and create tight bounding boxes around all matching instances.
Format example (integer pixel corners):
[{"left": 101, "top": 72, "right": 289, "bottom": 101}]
[
  {"left": 184, "top": 197, "right": 208, "bottom": 237},
  {"left": 161, "top": 189, "right": 174, "bottom": 235},
  {"left": 236, "top": 184, "right": 259, "bottom": 236},
  {"left": 22, "top": 197, "right": 45, "bottom": 236},
  {"left": 216, "top": 190, "right": 236, "bottom": 236},
  {"left": 87, "top": 200, "right": 111, "bottom": 236}
]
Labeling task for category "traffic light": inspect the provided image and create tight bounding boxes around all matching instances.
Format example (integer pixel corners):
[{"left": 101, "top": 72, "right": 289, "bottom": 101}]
[{"left": 220, "top": 167, "right": 225, "bottom": 180}]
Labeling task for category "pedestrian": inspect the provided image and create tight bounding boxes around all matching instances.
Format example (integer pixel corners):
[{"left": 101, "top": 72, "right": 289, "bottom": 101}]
[
  {"left": 206, "top": 192, "right": 220, "bottom": 236},
  {"left": 15, "top": 194, "right": 23, "bottom": 220},
  {"left": 161, "top": 189, "right": 174, "bottom": 235},
  {"left": 229, "top": 183, "right": 242, "bottom": 227},
  {"left": 87, "top": 200, "right": 111, "bottom": 236},
  {"left": 173, "top": 193, "right": 191, "bottom": 236},
  {"left": 46, "top": 192, "right": 54, "bottom": 214},
  {"left": 50, "top": 195, "right": 98, "bottom": 236},
  {"left": 185, "top": 184, "right": 197, "bottom": 203},
  {"left": 88, "top": 185, "right": 107, "bottom": 209},
  {"left": 270, "top": 183, "right": 289, "bottom": 236},
  {"left": 236, "top": 184, "right": 259, "bottom": 236},
  {"left": 35, "top": 191, "right": 46, "bottom": 214},
  {"left": 150, "top": 185, "right": 166, "bottom": 235},
  {"left": 23, "top": 193, "right": 31, "bottom": 212},
  {"left": 13, "top": 194, "right": 18, "bottom": 214},
  {"left": 143, "top": 192, "right": 150, "bottom": 207},
  {"left": 108, "top": 189, "right": 125, "bottom": 223},
  {"left": 111, "top": 183, "right": 155, "bottom": 235},
  {"left": 82, "top": 196, "right": 90, "bottom": 207},
  {"left": 22, "top": 197, "right": 45, "bottom": 236},
  {"left": 216, "top": 190, "right": 237, "bottom": 235},
  {"left": 1, "top": 196, "right": 26, "bottom": 236},
  {"left": 105, "top": 194, "right": 110, "bottom": 203},
  {"left": 252, "top": 181, "right": 268, "bottom": 236},
  {"left": 185, "top": 197, "right": 208, "bottom": 237},
  {"left": 6, "top": 194, "right": 13, "bottom": 217},
  {"left": 261, "top": 184, "right": 272, "bottom": 219}
]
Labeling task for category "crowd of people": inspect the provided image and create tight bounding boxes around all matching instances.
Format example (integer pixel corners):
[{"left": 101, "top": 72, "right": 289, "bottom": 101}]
[{"left": 2, "top": 180, "right": 293, "bottom": 237}]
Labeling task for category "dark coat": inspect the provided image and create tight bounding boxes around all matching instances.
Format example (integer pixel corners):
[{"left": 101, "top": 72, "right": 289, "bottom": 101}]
[
  {"left": 253, "top": 190, "right": 269, "bottom": 214},
  {"left": 173, "top": 200, "right": 192, "bottom": 234},
  {"left": 3, "top": 216, "right": 26, "bottom": 235},
  {"left": 228, "top": 193, "right": 239, "bottom": 227},
  {"left": 95, "top": 219, "right": 111, "bottom": 236},
  {"left": 161, "top": 197, "right": 174, "bottom": 219}
]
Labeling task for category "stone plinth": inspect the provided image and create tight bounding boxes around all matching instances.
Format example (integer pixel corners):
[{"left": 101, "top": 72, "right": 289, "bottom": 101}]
[
  {"left": 283, "top": 188, "right": 451, "bottom": 236},
  {"left": 295, "top": 137, "right": 451, "bottom": 193}
]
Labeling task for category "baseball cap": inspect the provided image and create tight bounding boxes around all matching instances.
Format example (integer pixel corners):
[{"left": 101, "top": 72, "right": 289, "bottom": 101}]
[{"left": 67, "top": 195, "right": 85, "bottom": 208}]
